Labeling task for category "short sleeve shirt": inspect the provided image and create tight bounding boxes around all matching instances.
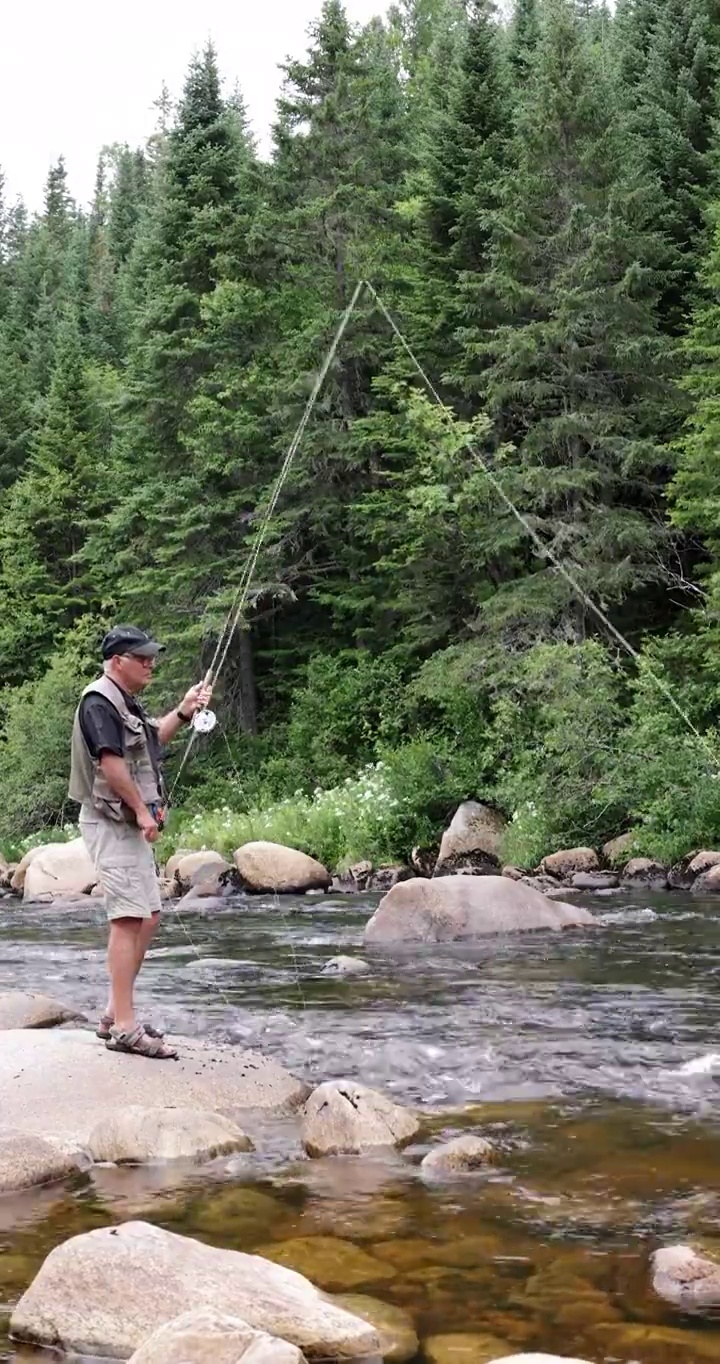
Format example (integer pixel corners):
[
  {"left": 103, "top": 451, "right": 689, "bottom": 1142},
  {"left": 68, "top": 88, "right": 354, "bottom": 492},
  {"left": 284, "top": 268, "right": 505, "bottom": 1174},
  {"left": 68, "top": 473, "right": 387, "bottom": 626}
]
[{"left": 78, "top": 687, "right": 162, "bottom": 774}]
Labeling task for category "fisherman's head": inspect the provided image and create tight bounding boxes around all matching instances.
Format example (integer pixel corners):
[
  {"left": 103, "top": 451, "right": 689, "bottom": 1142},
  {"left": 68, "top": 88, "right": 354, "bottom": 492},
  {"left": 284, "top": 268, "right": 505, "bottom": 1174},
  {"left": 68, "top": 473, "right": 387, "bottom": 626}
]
[{"left": 101, "top": 625, "right": 164, "bottom": 695}]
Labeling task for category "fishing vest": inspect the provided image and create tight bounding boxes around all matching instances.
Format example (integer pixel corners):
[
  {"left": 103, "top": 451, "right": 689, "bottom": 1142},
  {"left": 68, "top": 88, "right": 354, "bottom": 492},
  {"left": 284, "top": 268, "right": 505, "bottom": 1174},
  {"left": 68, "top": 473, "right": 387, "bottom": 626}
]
[{"left": 68, "top": 675, "right": 162, "bottom": 822}]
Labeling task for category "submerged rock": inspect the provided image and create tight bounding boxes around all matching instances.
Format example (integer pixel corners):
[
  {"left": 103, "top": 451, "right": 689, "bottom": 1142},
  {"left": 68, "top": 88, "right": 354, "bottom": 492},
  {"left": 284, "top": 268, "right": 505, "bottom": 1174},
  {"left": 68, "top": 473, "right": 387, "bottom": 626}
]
[
  {"left": 0, "top": 1129, "right": 83, "bottom": 1193},
  {"left": 423, "top": 1334, "right": 518, "bottom": 1364},
  {"left": 87, "top": 1106, "right": 253, "bottom": 1165},
  {"left": 363, "top": 876, "right": 594, "bottom": 946},
  {"left": 420, "top": 1135, "right": 496, "bottom": 1177},
  {"left": 330, "top": 1294, "right": 417, "bottom": 1363},
  {"left": 22, "top": 838, "right": 97, "bottom": 900},
  {"left": 253, "top": 1236, "right": 396, "bottom": 1293},
  {"left": 300, "top": 1081, "right": 420, "bottom": 1157},
  {"left": 651, "top": 1244, "right": 720, "bottom": 1311},
  {"left": 322, "top": 957, "right": 371, "bottom": 977},
  {"left": 10, "top": 1221, "right": 380, "bottom": 1359},
  {"left": 128, "top": 1308, "right": 305, "bottom": 1364},
  {"left": 0, "top": 1029, "right": 308, "bottom": 1144},
  {"left": 234, "top": 842, "right": 331, "bottom": 895},
  {"left": 486, "top": 1357, "right": 593, "bottom": 1364},
  {"left": 0, "top": 991, "right": 86, "bottom": 1030}
]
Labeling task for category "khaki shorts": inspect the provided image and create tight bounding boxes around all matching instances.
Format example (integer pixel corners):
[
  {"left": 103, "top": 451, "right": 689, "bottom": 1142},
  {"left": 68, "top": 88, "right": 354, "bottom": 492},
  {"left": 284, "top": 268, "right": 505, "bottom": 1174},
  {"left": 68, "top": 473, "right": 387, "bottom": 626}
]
[{"left": 80, "top": 812, "right": 162, "bottom": 921}]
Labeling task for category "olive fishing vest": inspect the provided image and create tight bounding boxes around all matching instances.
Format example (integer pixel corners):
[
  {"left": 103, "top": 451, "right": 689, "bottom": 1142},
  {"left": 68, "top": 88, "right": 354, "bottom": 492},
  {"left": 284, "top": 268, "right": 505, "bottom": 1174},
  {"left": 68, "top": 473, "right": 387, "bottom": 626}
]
[{"left": 68, "top": 675, "right": 162, "bottom": 822}]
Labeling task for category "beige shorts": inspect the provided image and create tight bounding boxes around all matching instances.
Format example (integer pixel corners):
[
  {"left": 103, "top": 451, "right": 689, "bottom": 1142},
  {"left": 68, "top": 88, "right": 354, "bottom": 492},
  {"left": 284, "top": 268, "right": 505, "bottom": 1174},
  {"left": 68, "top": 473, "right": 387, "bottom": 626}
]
[{"left": 80, "top": 812, "right": 162, "bottom": 921}]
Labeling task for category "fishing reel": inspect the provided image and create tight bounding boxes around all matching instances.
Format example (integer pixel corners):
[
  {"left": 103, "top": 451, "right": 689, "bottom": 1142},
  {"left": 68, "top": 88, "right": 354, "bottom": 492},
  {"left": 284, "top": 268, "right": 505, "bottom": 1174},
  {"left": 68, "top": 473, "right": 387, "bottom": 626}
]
[{"left": 193, "top": 708, "right": 217, "bottom": 735}]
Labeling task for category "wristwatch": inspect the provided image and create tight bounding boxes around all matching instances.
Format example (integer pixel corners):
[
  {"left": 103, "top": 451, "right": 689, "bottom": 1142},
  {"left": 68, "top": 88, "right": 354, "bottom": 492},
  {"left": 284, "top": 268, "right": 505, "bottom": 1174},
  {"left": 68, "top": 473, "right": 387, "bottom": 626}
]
[{"left": 176, "top": 708, "right": 192, "bottom": 724}]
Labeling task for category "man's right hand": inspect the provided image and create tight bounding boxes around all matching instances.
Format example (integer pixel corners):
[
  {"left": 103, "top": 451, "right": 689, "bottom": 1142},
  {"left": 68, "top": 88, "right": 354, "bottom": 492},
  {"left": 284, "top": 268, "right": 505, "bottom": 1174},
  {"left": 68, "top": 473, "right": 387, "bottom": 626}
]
[{"left": 137, "top": 808, "right": 159, "bottom": 844}]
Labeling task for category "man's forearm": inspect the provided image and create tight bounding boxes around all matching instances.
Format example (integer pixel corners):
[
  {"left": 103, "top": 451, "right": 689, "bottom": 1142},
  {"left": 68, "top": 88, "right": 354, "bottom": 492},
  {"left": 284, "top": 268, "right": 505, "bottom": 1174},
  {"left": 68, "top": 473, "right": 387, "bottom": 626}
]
[
  {"left": 156, "top": 709, "right": 188, "bottom": 746},
  {"left": 99, "top": 754, "right": 148, "bottom": 818}
]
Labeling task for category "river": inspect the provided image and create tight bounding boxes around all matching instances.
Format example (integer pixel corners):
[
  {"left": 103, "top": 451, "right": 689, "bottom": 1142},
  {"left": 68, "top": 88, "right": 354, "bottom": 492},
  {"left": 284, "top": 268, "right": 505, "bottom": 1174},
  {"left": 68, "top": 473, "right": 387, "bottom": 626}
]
[{"left": 2, "top": 888, "right": 720, "bottom": 1362}]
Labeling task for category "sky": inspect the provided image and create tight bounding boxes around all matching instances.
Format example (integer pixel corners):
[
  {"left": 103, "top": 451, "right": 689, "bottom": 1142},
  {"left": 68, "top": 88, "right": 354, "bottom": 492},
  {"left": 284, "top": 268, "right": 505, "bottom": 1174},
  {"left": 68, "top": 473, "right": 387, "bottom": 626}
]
[{"left": 1, "top": 0, "right": 387, "bottom": 213}]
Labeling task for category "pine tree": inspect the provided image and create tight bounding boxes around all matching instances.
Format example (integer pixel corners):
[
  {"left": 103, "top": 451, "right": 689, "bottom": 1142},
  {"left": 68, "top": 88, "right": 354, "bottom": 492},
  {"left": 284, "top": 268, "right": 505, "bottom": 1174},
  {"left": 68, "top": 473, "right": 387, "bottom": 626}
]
[
  {"left": 508, "top": 0, "right": 540, "bottom": 82},
  {"left": 450, "top": 0, "right": 677, "bottom": 643}
]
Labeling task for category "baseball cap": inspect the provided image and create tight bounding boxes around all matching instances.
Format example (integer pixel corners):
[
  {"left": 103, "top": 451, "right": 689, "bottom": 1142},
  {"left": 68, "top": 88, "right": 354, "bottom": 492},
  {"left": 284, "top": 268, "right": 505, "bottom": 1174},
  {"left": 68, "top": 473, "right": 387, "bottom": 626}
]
[{"left": 101, "top": 625, "right": 165, "bottom": 660}]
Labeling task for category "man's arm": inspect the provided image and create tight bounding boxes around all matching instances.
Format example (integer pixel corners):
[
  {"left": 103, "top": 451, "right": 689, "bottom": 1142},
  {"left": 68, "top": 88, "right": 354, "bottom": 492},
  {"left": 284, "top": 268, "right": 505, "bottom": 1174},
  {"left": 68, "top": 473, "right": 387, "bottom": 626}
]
[
  {"left": 156, "top": 682, "right": 212, "bottom": 746},
  {"left": 98, "top": 755, "right": 159, "bottom": 843}
]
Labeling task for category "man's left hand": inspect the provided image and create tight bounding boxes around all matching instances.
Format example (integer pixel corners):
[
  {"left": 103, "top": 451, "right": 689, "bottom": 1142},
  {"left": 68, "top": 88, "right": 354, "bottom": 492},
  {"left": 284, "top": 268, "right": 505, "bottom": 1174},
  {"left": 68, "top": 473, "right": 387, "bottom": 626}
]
[{"left": 180, "top": 681, "right": 213, "bottom": 717}]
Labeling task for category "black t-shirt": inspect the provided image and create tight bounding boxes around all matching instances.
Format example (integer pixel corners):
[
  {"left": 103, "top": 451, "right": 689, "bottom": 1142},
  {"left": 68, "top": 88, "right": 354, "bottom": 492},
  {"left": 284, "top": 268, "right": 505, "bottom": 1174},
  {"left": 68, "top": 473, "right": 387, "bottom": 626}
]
[{"left": 79, "top": 687, "right": 162, "bottom": 776}]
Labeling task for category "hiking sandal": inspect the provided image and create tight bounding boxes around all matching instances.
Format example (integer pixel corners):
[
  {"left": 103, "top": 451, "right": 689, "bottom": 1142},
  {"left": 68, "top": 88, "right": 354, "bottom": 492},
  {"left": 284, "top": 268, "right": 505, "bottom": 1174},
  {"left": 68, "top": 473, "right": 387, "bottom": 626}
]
[
  {"left": 105, "top": 1024, "right": 178, "bottom": 1060},
  {"left": 97, "top": 1015, "right": 165, "bottom": 1041}
]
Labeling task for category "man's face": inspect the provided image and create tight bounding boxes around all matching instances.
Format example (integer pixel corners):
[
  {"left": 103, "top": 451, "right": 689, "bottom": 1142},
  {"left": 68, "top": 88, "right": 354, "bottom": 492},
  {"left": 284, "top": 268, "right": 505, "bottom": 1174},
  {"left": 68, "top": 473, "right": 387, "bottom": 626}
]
[{"left": 113, "top": 652, "right": 157, "bottom": 694}]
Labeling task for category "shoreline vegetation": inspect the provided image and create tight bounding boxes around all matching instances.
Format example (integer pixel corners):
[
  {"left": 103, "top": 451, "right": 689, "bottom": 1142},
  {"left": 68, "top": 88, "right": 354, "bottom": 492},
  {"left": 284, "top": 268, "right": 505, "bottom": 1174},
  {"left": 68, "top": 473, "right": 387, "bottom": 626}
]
[{"left": 3, "top": 0, "right": 720, "bottom": 873}]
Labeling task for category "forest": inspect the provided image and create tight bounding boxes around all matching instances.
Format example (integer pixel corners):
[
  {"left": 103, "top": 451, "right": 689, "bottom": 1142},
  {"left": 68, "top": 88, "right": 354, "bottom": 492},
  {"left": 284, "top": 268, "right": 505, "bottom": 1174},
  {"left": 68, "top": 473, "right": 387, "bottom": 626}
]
[{"left": 2, "top": 0, "right": 720, "bottom": 870}]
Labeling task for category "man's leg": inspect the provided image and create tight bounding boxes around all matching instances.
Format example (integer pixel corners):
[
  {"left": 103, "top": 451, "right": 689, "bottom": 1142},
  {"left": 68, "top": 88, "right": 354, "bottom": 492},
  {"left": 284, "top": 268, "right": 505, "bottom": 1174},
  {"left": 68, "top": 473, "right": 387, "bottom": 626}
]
[
  {"left": 107, "top": 917, "right": 143, "bottom": 1033},
  {"left": 105, "top": 911, "right": 160, "bottom": 1021}
]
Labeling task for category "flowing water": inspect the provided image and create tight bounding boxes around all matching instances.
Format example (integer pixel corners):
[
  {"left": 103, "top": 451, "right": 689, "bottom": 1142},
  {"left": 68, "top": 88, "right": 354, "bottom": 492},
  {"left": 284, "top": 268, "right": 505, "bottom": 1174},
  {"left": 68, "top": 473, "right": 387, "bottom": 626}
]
[{"left": 2, "top": 888, "right": 720, "bottom": 1362}]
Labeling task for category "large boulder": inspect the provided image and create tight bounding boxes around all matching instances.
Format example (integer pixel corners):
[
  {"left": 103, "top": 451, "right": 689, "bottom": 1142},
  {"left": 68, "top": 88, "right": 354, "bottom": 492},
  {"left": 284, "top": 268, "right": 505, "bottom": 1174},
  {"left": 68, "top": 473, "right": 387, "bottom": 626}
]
[
  {"left": 688, "top": 850, "right": 720, "bottom": 876},
  {"left": 234, "top": 842, "right": 331, "bottom": 895},
  {"left": 10, "top": 844, "right": 47, "bottom": 892},
  {"left": 363, "top": 876, "right": 594, "bottom": 946},
  {"left": 0, "top": 1128, "right": 82, "bottom": 1193},
  {"left": 621, "top": 858, "right": 668, "bottom": 891},
  {"left": 602, "top": 832, "right": 636, "bottom": 865},
  {"left": 10, "top": 1222, "right": 380, "bottom": 1360},
  {"left": 0, "top": 991, "right": 86, "bottom": 1030},
  {"left": 692, "top": 863, "right": 720, "bottom": 896},
  {"left": 420, "top": 1135, "right": 495, "bottom": 1177},
  {"left": 22, "top": 838, "right": 97, "bottom": 901},
  {"left": 300, "top": 1081, "right": 420, "bottom": 1157},
  {"left": 87, "top": 1107, "right": 253, "bottom": 1164},
  {"left": 651, "top": 1245, "right": 720, "bottom": 1311},
  {"left": 434, "top": 802, "right": 506, "bottom": 877},
  {"left": 0, "top": 1029, "right": 307, "bottom": 1145},
  {"left": 540, "top": 847, "right": 599, "bottom": 880},
  {"left": 128, "top": 1308, "right": 305, "bottom": 1364}
]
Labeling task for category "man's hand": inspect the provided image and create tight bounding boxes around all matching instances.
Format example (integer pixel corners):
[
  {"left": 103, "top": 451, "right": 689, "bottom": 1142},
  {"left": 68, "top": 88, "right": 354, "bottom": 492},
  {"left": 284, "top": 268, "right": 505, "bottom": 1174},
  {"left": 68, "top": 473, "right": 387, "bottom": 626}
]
[
  {"left": 180, "top": 681, "right": 213, "bottom": 717},
  {"left": 137, "top": 807, "right": 160, "bottom": 844}
]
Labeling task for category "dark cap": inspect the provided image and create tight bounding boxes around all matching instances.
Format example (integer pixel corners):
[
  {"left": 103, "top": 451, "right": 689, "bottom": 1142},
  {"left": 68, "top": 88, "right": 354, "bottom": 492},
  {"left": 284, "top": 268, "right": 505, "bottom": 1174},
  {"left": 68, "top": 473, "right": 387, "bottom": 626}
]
[{"left": 101, "top": 625, "right": 165, "bottom": 660}]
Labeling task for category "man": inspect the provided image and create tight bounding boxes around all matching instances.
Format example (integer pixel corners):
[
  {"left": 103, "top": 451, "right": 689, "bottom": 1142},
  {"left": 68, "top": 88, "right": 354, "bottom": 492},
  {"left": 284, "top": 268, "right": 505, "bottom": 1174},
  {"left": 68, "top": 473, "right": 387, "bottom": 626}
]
[{"left": 69, "top": 625, "right": 212, "bottom": 1060}]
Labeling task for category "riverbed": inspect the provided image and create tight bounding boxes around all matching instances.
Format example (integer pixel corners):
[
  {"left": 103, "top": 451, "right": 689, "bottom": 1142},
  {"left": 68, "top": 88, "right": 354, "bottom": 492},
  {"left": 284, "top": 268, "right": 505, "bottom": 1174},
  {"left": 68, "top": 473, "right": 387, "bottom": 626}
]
[{"left": 2, "top": 889, "right": 720, "bottom": 1362}]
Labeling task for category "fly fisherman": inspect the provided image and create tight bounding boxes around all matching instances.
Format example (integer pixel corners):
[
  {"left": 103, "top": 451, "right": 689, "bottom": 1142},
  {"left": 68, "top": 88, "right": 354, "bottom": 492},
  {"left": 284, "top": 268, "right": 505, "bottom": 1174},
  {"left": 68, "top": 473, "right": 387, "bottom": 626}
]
[{"left": 68, "top": 625, "right": 212, "bottom": 1060}]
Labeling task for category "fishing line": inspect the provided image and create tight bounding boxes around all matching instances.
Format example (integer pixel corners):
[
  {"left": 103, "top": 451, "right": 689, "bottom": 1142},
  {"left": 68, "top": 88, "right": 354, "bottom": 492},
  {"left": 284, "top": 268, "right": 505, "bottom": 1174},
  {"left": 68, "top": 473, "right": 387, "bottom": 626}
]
[{"left": 363, "top": 279, "right": 720, "bottom": 774}]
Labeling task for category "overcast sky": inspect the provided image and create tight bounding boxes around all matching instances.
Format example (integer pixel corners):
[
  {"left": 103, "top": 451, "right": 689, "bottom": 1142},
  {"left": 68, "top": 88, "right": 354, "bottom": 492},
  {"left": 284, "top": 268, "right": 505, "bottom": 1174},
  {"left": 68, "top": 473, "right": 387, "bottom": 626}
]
[{"left": 1, "top": 0, "right": 387, "bottom": 212}]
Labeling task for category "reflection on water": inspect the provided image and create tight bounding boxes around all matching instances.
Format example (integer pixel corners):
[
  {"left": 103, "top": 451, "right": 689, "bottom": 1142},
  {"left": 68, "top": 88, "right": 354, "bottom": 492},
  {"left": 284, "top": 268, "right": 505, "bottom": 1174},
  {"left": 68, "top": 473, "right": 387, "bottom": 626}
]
[{"left": 2, "top": 890, "right": 720, "bottom": 1361}]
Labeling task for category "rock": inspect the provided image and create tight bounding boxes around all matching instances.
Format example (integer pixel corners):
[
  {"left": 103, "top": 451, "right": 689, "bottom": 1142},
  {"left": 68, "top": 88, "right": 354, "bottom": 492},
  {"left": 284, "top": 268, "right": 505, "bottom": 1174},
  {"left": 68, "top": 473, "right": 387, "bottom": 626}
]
[
  {"left": 368, "top": 866, "right": 412, "bottom": 892},
  {"left": 689, "top": 850, "right": 720, "bottom": 876},
  {"left": 423, "top": 1335, "right": 519, "bottom": 1364},
  {"left": 668, "top": 854, "right": 697, "bottom": 891},
  {"left": 322, "top": 957, "right": 371, "bottom": 977},
  {"left": 0, "top": 1029, "right": 308, "bottom": 1144},
  {"left": 363, "top": 875, "right": 594, "bottom": 946},
  {"left": 0, "top": 1128, "right": 82, "bottom": 1192},
  {"left": 22, "top": 838, "right": 97, "bottom": 900},
  {"left": 331, "top": 1295, "right": 417, "bottom": 1363},
  {"left": 87, "top": 1106, "right": 253, "bottom": 1164},
  {"left": 570, "top": 871, "right": 619, "bottom": 891},
  {"left": 0, "top": 991, "right": 86, "bottom": 1030},
  {"left": 411, "top": 846, "right": 439, "bottom": 878},
  {"left": 485, "top": 1357, "right": 593, "bottom": 1364},
  {"left": 0, "top": 860, "right": 17, "bottom": 889},
  {"left": 692, "top": 863, "right": 720, "bottom": 896},
  {"left": 234, "top": 842, "right": 331, "bottom": 895},
  {"left": 254, "top": 1237, "right": 396, "bottom": 1293},
  {"left": 502, "top": 865, "right": 523, "bottom": 881},
  {"left": 300, "top": 1081, "right": 420, "bottom": 1157},
  {"left": 420, "top": 1135, "right": 496, "bottom": 1177},
  {"left": 169, "top": 850, "right": 231, "bottom": 894},
  {"left": 10, "top": 1221, "right": 379, "bottom": 1359},
  {"left": 128, "top": 1308, "right": 305, "bottom": 1364},
  {"left": 9, "top": 844, "right": 45, "bottom": 892},
  {"left": 540, "top": 847, "right": 599, "bottom": 880},
  {"left": 434, "top": 802, "right": 506, "bottom": 877},
  {"left": 602, "top": 832, "right": 636, "bottom": 865},
  {"left": 651, "top": 1244, "right": 720, "bottom": 1311},
  {"left": 621, "top": 857, "right": 668, "bottom": 891},
  {"left": 333, "top": 862, "right": 374, "bottom": 894}
]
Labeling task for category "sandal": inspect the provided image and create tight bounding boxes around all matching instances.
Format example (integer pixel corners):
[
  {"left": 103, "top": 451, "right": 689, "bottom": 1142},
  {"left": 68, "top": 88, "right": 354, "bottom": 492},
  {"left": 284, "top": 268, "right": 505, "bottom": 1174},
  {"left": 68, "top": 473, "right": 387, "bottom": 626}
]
[
  {"left": 105, "top": 1024, "right": 178, "bottom": 1060},
  {"left": 97, "top": 1015, "right": 165, "bottom": 1041}
]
